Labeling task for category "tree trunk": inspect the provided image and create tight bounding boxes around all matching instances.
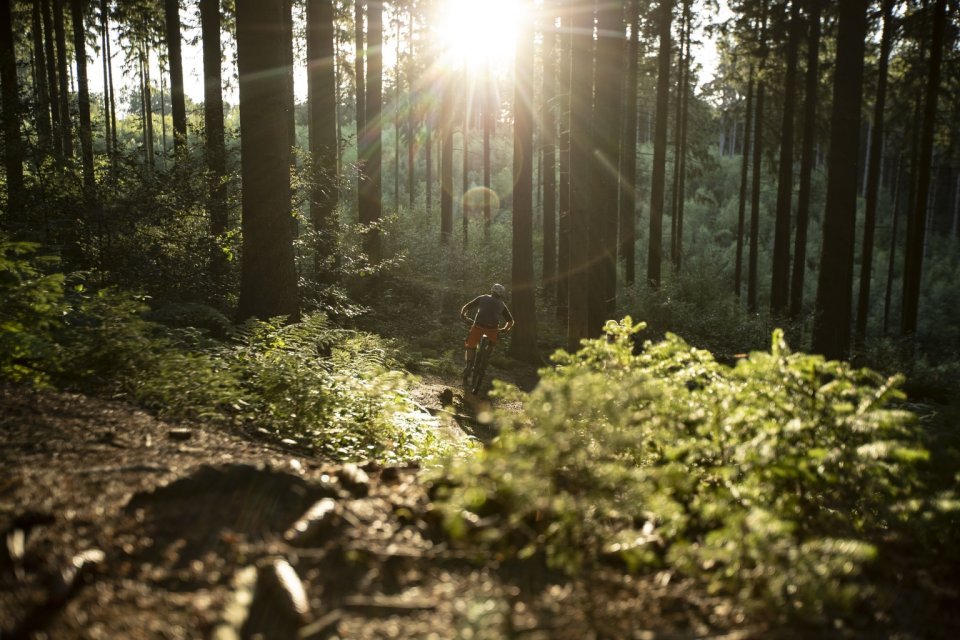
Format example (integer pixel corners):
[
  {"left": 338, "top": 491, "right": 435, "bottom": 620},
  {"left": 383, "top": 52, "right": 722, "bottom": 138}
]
[
  {"left": 556, "top": 13, "right": 571, "bottom": 315},
  {"left": 1, "top": 0, "right": 24, "bottom": 211},
  {"left": 461, "top": 69, "right": 469, "bottom": 245},
  {"left": 160, "top": 66, "right": 169, "bottom": 158},
  {"left": 670, "top": 5, "right": 686, "bottom": 269},
  {"left": 647, "top": 0, "right": 671, "bottom": 290},
  {"left": 164, "top": 0, "right": 187, "bottom": 152},
  {"left": 235, "top": 0, "right": 299, "bottom": 321},
  {"left": 567, "top": 0, "right": 593, "bottom": 348},
  {"left": 482, "top": 62, "right": 492, "bottom": 237},
  {"left": 31, "top": 0, "right": 52, "bottom": 155},
  {"left": 143, "top": 43, "right": 154, "bottom": 171},
  {"left": 406, "top": 9, "right": 415, "bottom": 209},
  {"left": 200, "top": 0, "right": 228, "bottom": 282},
  {"left": 541, "top": 8, "right": 557, "bottom": 289},
  {"left": 52, "top": 0, "right": 72, "bottom": 159},
  {"left": 789, "top": 0, "right": 821, "bottom": 319},
  {"left": 854, "top": 0, "right": 893, "bottom": 347},
  {"left": 509, "top": 0, "right": 537, "bottom": 362},
  {"left": 734, "top": 71, "right": 754, "bottom": 298},
  {"left": 354, "top": 0, "right": 366, "bottom": 220},
  {"left": 770, "top": 0, "right": 800, "bottom": 316},
  {"left": 620, "top": 0, "right": 639, "bottom": 287},
  {"left": 359, "top": 0, "right": 382, "bottom": 262},
  {"left": 592, "top": 2, "right": 623, "bottom": 328},
  {"left": 101, "top": 0, "right": 117, "bottom": 168},
  {"left": 69, "top": 0, "right": 94, "bottom": 191},
  {"left": 440, "top": 78, "right": 453, "bottom": 241},
  {"left": 394, "top": 17, "right": 400, "bottom": 211},
  {"left": 41, "top": 0, "right": 62, "bottom": 163},
  {"left": 674, "top": 0, "right": 691, "bottom": 273},
  {"left": 748, "top": 3, "right": 768, "bottom": 314},
  {"left": 811, "top": 0, "right": 868, "bottom": 360},
  {"left": 306, "top": 0, "right": 339, "bottom": 278},
  {"left": 882, "top": 153, "right": 902, "bottom": 335},
  {"left": 900, "top": 0, "right": 947, "bottom": 337},
  {"left": 425, "top": 109, "right": 432, "bottom": 214}
]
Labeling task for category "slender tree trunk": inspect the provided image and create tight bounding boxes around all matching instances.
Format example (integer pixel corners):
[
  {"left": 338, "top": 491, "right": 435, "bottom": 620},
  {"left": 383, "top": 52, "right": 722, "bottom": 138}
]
[
  {"left": 789, "top": 0, "right": 821, "bottom": 318},
  {"left": 98, "top": 0, "right": 112, "bottom": 163},
  {"left": 735, "top": 71, "right": 753, "bottom": 298},
  {"left": 394, "top": 17, "right": 400, "bottom": 211},
  {"left": 541, "top": 9, "right": 557, "bottom": 289},
  {"left": 440, "top": 77, "right": 453, "bottom": 241},
  {"left": 307, "top": 0, "right": 339, "bottom": 278},
  {"left": 101, "top": 0, "right": 117, "bottom": 166},
  {"left": 462, "top": 67, "right": 469, "bottom": 245},
  {"left": 31, "top": 0, "right": 53, "bottom": 155},
  {"left": 901, "top": 0, "right": 947, "bottom": 337},
  {"left": 482, "top": 62, "right": 491, "bottom": 236},
  {"left": 748, "top": 80, "right": 765, "bottom": 313},
  {"left": 163, "top": 0, "right": 187, "bottom": 152},
  {"left": 143, "top": 43, "right": 155, "bottom": 171},
  {"left": 811, "top": 0, "right": 868, "bottom": 359},
  {"left": 854, "top": 0, "right": 893, "bottom": 347},
  {"left": 770, "top": 0, "right": 800, "bottom": 315},
  {"left": 406, "top": 9, "right": 415, "bottom": 209},
  {"left": 425, "top": 109, "right": 432, "bottom": 214},
  {"left": 567, "top": 0, "right": 593, "bottom": 348},
  {"left": 200, "top": 0, "right": 228, "bottom": 282},
  {"left": 592, "top": 2, "right": 624, "bottom": 327},
  {"left": 160, "top": 67, "right": 169, "bottom": 159},
  {"left": 1, "top": 0, "right": 24, "bottom": 212},
  {"left": 620, "top": 0, "right": 639, "bottom": 287},
  {"left": 510, "top": 0, "right": 537, "bottom": 362},
  {"left": 354, "top": 0, "right": 366, "bottom": 220},
  {"left": 674, "top": 0, "right": 691, "bottom": 273},
  {"left": 360, "top": 0, "right": 382, "bottom": 262},
  {"left": 235, "top": 0, "right": 299, "bottom": 321},
  {"left": 52, "top": 0, "right": 72, "bottom": 159},
  {"left": 952, "top": 171, "right": 959, "bottom": 239},
  {"left": 557, "top": 13, "right": 571, "bottom": 314},
  {"left": 670, "top": 5, "right": 686, "bottom": 268},
  {"left": 41, "top": 0, "right": 62, "bottom": 163},
  {"left": 883, "top": 153, "right": 902, "bottom": 334},
  {"left": 647, "top": 0, "right": 671, "bottom": 290},
  {"left": 69, "top": 0, "right": 94, "bottom": 191}
]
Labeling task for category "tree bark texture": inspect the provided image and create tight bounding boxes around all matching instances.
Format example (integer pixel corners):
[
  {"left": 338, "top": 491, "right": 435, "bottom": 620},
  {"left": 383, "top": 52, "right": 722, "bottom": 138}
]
[
  {"left": 70, "top": 0, "right": 94, "bottom": 191},
  {"left": 359, "top": 0, "right": 382, "bottom": 262},
  {"left": 164, "top": 0, "right": 187, "bottom": 151},
  {"left": 811, "top": 0, "right": 868, "bottom": 359},
  {"left": 31, "top": 0, "right": 52, "bottom": 155},
  {"left": 620, "top": 0, "right": 640, "bottom": 287},
  {"left": 734, "top": 72, "right": 753, "bottom": 298},
  {"left": 52, "top": 0, "right": 72, "bottom": 159},
  {"left": 1, "top": 0, "right": 24, "bottom": 212},
  {"left": 647, "top": 0, "right": 671, "bottom": 290},
  {"left": 541, "top": 13, "right": 556, "bottom": 288},
  {"left": 235, "top": 0, "right": 299, "bottom": 322}
]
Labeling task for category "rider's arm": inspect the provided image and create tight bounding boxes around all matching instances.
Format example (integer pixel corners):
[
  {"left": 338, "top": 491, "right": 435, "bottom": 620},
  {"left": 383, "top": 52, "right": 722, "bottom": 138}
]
[
  {"left": 501, "top": 305, "right": 515, "bottom": 331},
  {"left": 460, "top": 296, "right": 481, "bottom": 321}
]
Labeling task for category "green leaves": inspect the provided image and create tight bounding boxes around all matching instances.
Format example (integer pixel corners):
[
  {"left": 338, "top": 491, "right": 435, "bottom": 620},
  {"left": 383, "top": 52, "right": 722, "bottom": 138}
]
[{"left": 434, "top": 317, "right": 931, "bottom": 619}]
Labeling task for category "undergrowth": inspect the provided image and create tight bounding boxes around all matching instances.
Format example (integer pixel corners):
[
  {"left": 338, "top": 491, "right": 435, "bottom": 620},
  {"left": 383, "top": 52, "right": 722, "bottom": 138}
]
[{"left": 431, "top": 317, "right": 960, "bottom": 624}]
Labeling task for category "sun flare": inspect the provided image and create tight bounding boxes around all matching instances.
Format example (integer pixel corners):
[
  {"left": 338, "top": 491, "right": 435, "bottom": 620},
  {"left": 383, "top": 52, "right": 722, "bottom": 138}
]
[{"left": 434, "top": 0, "right": 522, "bottom": 70}]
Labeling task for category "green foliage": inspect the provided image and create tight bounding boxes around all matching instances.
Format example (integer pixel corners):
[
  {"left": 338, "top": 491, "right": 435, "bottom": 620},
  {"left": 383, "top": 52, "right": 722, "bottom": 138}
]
[{"left": 434, "top": 318, "right": 937, "bottom": 620}]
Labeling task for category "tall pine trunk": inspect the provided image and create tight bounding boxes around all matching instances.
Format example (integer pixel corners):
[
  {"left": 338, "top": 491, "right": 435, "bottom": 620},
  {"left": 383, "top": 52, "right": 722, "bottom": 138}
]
[
  {"left": 235, "top": 0, "right": 299, "bottom": 321},
  {"left": 882, "top": 153, "right": 903, "bottom": 335},
  {"left": 509, "top": 0, "right": 537, "bottom": 362},
  {"left": 70, "top": 0, "right": 94, "bottom": 191},
  {"left": 1, "top": 0, "right": 24, "bottom": 211},
  {"left": 647, "top": 0, "right": 671, "bottom": 289},
  {"left": 306, "top": 0, "right": 339, "bottom": 278},
  {"left": 31, "top": 0, "right": 52, "bottom": 155},
  {"left": 164, "top": 0, "right": 187, "bottom": 152},
  {"left": 811, "top": 0, "right": 868, "bottom": 359},
  {"left": 360, "top": 0, "right": 382, "bottom": 262},
  {"left": 674, "top": 0, "right": 691, "bottom": 272},
  {"left": 541, "top": 8, "right": 556, "bottom": 289},
  {"left": 620, "top": 0, "right": 639, "bottom": 287},
  {"left": 854, "top": 0, "right": 893, "bottom": 346},
  {"left": 734, "top": 71, "right": 753, "bottom": 298},
  {"left": 567, "top": 0, "right": 593, "bottom": 348},
  {"left": 556, "top": 14, "right": 571, "bottom": 314},
  {"left": 42, "top": 0, "right": 62, "bottom": 163},
  {"left": 354, "top": 0, "right": 366, "bottom": 220},
  {"left": 670, "top": 5, "right": 687, "bottom": 269},
  {"left": 482, "top": 63, "right": 491, "bottom": 236},
  {"left": 770, "top": 0, "right": 800, "bottom": 316},
  {"left": 52, "top": 0, "right": 72, "bottom": 159},
  {"left": 748, "top": 3, "right": 768, "bottom": 313},
  {"left": 789, "top": 0, "right": 821, "bottom": 318},
  {"left": 592, "top": 2, "right": 624, "bottom": 327},
  {"left": 900, "top": 0, "right": 947, "bottom": 337},
  {"left": 440, "top": 78, "right": 453, "bottom": 241},
  {"left": 200, "top": 0, "right": 227, "bottom": 281}
]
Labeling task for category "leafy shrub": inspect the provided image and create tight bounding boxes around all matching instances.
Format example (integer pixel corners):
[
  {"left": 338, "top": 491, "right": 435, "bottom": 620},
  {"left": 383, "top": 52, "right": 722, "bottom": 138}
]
[{"left": 433, "top": 318, "right": 941, "bottom": 620}]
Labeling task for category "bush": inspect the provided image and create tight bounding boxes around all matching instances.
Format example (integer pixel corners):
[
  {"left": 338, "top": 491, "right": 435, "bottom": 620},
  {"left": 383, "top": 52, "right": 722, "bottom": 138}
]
[{"left": 433, "top": 318, "right": 948, "bottom": 620}]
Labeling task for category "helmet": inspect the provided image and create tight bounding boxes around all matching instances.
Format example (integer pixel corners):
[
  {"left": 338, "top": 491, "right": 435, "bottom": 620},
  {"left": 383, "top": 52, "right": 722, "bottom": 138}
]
[{"left": 491, "top": 283, "right": 506, "bottom": 297}]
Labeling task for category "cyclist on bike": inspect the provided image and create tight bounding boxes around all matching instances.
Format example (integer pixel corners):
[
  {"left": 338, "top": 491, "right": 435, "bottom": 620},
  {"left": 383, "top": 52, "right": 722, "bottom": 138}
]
[{"left": 460, "top": 283, "right": 514, "bottom": 389}]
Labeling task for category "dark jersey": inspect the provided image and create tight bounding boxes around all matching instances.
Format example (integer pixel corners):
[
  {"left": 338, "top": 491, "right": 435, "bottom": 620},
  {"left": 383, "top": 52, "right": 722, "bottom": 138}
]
[{"left": 463, "top": 294, "right": 513, "bottom": 327}]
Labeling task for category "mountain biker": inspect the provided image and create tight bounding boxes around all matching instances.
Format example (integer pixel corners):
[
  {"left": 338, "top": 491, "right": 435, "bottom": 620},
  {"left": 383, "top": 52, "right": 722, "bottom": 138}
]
[{"left": 460, "top": 283, "right": 514, "bottom": 388}]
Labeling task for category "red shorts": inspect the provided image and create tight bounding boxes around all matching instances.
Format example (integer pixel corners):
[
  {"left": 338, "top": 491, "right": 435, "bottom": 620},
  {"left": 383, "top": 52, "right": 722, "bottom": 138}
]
[{"left": 464, "top": 324, "right": 498, "bottom": 349}]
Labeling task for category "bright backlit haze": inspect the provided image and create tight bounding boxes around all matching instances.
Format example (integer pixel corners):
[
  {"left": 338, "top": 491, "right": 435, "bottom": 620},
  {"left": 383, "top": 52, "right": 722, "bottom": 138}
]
[{"left": 433, "top": 0, "right": 522, "bottom": 70}]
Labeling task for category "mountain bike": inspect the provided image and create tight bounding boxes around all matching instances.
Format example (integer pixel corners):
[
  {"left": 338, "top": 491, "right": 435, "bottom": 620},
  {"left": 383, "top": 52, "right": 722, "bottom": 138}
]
[{"left": 461, "top": 320, "right": 510, "bottom": 396}]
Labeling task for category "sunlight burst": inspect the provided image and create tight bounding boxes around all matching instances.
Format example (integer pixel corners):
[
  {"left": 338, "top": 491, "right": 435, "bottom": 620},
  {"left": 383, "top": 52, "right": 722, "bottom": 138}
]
[{"left": 434, "top": 0, "right": 522, "bottom": 70}]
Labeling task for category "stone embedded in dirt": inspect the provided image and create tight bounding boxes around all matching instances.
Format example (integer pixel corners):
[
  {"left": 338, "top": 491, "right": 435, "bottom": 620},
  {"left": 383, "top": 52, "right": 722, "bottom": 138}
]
[
  {"left": 439, "top": 388, "right": 454, "bottom": 406},
  {"left": 338, "top": 463, "right": 370, "bottom": 497},
  {"left": 168, "top": 428, "right": 193, "bottom": 441},
  {"left": 242, "top": 558, "right": 309, "bottom": 637},
  {"left": 380, "top": 466, "right": 401, "bottom": 484},
  {"left": 51, "top": 548, "right": 106, "bottom": 606},
  {"left": 284, "top": 498, "right": 340, "bottom": 546}
]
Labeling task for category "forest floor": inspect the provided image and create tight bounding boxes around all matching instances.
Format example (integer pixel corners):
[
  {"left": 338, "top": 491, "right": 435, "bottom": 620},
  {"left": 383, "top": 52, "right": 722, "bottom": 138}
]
[
  {"left": 3, "top": 374, "right": 960, "bottom": 640},
  {"left": 0, "top": 375, "right": 769, "bottom": 640}
]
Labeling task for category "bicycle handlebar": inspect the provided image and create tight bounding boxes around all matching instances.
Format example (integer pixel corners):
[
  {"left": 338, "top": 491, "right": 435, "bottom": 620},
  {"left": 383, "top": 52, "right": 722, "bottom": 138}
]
[{"left": 460, "top": 316, "right": 512, "bottom": 332}]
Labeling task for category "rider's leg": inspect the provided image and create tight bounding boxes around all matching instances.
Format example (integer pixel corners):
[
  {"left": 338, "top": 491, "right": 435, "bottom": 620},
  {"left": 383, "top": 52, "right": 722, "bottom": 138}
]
[{"left": 462, "top": 348, "right": 476, "bottom": 387}]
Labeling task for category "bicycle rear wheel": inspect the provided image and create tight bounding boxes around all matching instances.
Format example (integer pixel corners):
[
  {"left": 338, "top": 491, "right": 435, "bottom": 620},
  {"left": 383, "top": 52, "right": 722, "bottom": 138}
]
[{"left": 470, "top": 337, "right": 491, "bottom": 395}]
